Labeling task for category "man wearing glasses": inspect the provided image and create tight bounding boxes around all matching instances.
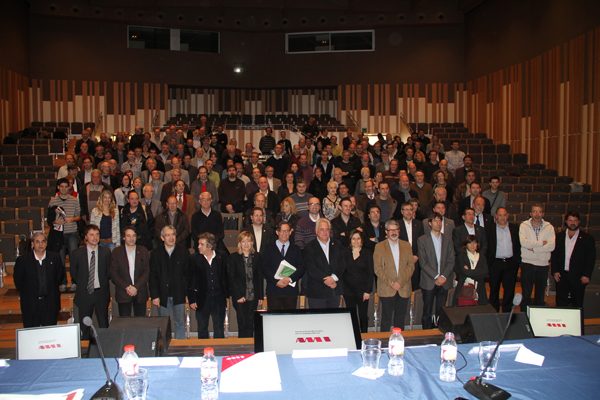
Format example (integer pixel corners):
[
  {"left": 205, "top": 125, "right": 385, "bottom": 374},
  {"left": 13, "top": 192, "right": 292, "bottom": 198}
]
[{"left": 373, "top": 220, "right": 415, "bottom": 331}]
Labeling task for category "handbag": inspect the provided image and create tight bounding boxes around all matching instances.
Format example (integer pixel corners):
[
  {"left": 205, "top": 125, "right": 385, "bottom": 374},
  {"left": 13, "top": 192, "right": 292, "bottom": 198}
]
[{"left": 456, "top": 283, "right": 478, "bottom": 306}]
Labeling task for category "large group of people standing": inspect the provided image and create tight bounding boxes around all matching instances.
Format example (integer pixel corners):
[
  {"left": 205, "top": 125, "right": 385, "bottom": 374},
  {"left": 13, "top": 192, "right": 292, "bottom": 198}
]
[{"left": 13, "top": 118, "right": 596, "bottom": 338}]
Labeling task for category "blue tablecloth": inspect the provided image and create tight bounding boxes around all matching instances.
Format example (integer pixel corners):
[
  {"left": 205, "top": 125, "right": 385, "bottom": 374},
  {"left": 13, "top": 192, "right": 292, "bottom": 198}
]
[{"left": 1, "top": 336, "right": 599, "bottom": 399}]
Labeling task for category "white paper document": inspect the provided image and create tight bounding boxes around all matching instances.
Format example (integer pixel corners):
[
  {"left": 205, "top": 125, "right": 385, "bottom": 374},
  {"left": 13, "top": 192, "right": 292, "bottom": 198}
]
[
  {"left": 292, "top": 348, "right": 348, "bottom": 359},
  {"left": 274, "top": 260, "right": 297, "bottom": 287},
  {"left": 352, "top": 367, "right": 386, "bottom": 380},
  {"left": 515, "top": 346, "right": 545, "bottom": 366},
  {"left": 179, "top": 357, "right": 203, "bottom": 368},
  {"left": 220, "top": 351, "right": 282, "bottom": 393},
  {"left": 0, "top": 389, "right": 84, "bottom": 400},
  {"left": 119, "top": 356, "right": 180, "bottom": 368}
]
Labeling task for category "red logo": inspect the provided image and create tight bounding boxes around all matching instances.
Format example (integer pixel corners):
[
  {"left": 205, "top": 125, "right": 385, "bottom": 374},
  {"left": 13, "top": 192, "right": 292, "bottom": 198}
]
[
  {"left": 39, "top": 343, "right": 62, "bottom": 349},
  {"left": 296, "top": 337, "right": 331, "bottom": 343},
  {"left": 546, "top": 323, "right": 567, "bottom": 327}
]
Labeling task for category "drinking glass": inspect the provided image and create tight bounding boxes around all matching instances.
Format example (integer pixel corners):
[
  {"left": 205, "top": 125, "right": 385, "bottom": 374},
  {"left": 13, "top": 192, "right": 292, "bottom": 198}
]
[
  {"left": 361, "top": 339, "right": 382, "bottom": 374},
  {"left": 479, "top": 341, "right": 500, "bottom": 380},
  {"left": 123, "top": 368, "right": 148, "bottom": 400}
]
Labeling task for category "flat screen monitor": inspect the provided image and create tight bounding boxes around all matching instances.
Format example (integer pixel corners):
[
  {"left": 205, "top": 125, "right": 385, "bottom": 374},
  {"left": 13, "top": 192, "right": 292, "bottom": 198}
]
[
  {"left": 254, "top": 308, "right": 362, "bottom": 354},
  {"left": 527, "top": 306, "right": 583, "bottom": 338},
  {"left": 16, "top": 324, "right": 81, "bottom": 360}
]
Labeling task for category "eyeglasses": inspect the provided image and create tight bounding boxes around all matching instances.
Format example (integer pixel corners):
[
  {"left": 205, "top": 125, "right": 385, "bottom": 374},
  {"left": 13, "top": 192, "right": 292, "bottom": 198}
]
[{"left": 308, "top": 203, "right": 320, "bottom": 206}]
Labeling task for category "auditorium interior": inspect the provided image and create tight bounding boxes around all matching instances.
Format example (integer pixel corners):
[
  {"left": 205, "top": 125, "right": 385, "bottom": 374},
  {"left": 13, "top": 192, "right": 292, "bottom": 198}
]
[{"left": 0, "top": 0, "right": 599, "bottom": 365}]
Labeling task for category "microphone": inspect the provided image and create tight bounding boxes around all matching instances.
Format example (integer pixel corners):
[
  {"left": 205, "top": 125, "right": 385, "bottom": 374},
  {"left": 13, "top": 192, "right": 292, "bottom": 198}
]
[
  {"left": 463, "top": 293, "right": 522, "bottom": 400},
  {"left": 83, "top": 317, "right": 123, "bottom": 400}
]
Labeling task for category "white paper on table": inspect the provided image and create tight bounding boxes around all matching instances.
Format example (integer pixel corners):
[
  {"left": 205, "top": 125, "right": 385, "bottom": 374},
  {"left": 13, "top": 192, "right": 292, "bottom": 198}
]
[
  {"left": 468, "top": 343, "right": 523, "bottom": 354},
  {"left": 292, "top": 348, "right": 348, "bottom": 359},
  {"left": 119, "top": 356, "right": 180, "bottom": 368},
  {"left": 0, "top": 388, "right": 84, "bottom": 400},
  {"left": 220, "top": 351, "right": 282, "bottom": 393},
  {"left": 515, "top": 346, "right": 545, "bottom": 366},
  {"left": 352, "top": 367, "right": 386, "bottom": 380},
  {"left": 179, "top": 357, "right": 203, "bottom": 368}
]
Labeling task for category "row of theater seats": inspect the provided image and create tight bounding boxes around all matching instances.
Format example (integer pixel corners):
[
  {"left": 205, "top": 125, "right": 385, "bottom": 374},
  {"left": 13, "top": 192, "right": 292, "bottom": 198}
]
[
  {"left": 2, "top": 139, "right": 64, "bottom": 155},
  {"left": 0, "top": 155, "right": 55, "bottom": 167},
  {"left": 166, "top": 113, "right": 343, "bottom": 129},
  {"left": 29, "top": 122, "right": 95, "bottom": 134}
]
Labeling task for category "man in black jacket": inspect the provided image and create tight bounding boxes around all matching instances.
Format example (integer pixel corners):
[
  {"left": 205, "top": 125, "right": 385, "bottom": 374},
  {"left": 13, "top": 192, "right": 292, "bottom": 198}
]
[
  {"left": 149, "top": 225, "right": 190, "bottom": 340},
  {"left": 331, "top": 198, "right": 362, "bottom": 248},
  {"left": 304, "top": 218, "right": 345, "bottom": 309},
  {"left": 14, "top": 233, "right": 65, "bottom": 328},
  {"left": 262, "top": 222, "right": 306, "bottom": 310},
  {"left": 70, "top": 225, "right": 111, "bottom": 340},
  {"left": 121, "top": 191, "right": 155, "bottom": 251},
  {"left": 485, "top": 207, "right": 522, "bottom": 312},
  {"left": 188, "top": 232, "right": 229, "bottom": 339},
  {"left": 551, "top": 211, "right": 597, "bottom": 308}
]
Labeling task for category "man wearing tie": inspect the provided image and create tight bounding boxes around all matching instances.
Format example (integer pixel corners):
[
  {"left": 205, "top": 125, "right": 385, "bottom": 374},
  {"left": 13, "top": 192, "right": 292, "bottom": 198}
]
[
  {"left": 398, "top": 202, "right": 425, "bottom": 291},
  {"left": 262, "top": 222, "right": 306, "bottom": 310},
  {"left": 70, "top": 224, "right": 111, "bottom": 340},
  {"left": 418, "top": 213, "right": 455, "bottom": 329},
  {"left": 303, "top": 218, "right": 345, "bottom": 308},
  {"left": 473, "top": 196, "right": 493, "bottom": 228}
]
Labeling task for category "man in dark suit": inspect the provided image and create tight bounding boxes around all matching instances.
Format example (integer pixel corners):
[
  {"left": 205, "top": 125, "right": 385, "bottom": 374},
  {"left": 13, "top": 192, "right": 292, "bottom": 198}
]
[
  {"left": 70, "top": 224, "right": 111, "bottom": 340},
  {"left": 98, "top": 161, "right": 119, "bottom": 191},
  {"left": 109, "top": 226, "right": 150, "bottom": 317},
  {"left": 14, "top": 233, "right": 65, "bottom": 328},
  {"left": 303, "top": 218, "right": 345, "bottom": 308},
  {"left": 485, "top": 207, "right": 522, "bottom": 312},
  {"left": 424, "top": 201, "right": 456, "bottom": 238},
  {"left": 457, "top": 182, "right": 491, "bottom": 218},
  {"left": 454, "top": 155, "right": 481, "bottom": 186},
  {"left": 473, "top": 196, "right": 494, "bottom": 228},
  {"left": 391, "top": 175, "right": 419, "bottom": 209},
  {"left": 242, "top": 207, "right": 276, "bottom": 253},
  {"left": 422, "top": 187, "right": 459, "bottom": 223},
  {"left": 363, "top": 205, "right": 386, "bottom": 252},
  {"left": 189, "top": 232, "right": 229, "bottom": 339},
  {"left": 397, "top": 202, "right": 425, "bottom": 291},
  {"left": 452, "top": 207, "right": 488, "bottom": 259},
  {"left": 149, "top": 225, "right": 190, "bottom": 340},
  {"left": 418, "top": 213, "right": 455, "bottom": 329},
  {"left": 154, "top": 196, "right": 191, "bottom": 248},
  {"left": 262, "top": 221, "right": 306, "bottom": 310},
  {"left": 247, "top": 177, "right": 280, "bottom": 215},
  {"left": 551, "top": 211, "right": 597, "bottom": 308},
  {"left": 191, "top": 192, "right": 226, "bottom": 252}
]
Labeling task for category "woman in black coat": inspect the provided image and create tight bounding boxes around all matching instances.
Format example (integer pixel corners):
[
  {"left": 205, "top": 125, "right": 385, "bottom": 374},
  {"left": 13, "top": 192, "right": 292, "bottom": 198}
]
[
  {"left": 310, "top": 166, "right": 328, "bottom": 201},
  {"left": 342, "top": 229, "right": 374, "bottom": 333},
  {"left": 453, "top": 234, "right": 489, "bottom": 306},
  {"left": 228, "top": 231, "right": 264, "bottom": 338}
]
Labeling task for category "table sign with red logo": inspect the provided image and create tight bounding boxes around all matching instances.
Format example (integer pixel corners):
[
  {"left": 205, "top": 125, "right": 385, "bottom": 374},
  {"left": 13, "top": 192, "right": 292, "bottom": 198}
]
[{"left": 219, "top": 351, "right": 282, "bottom": 393}]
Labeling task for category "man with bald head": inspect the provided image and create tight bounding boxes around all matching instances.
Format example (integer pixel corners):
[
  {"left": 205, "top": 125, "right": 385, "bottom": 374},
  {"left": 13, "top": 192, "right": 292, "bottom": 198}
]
[
  {"left": 391, "top": 175, "right": 419, "bottom": 208},
  {"left": 248, "top": 176, "right": 280, "bottom": 215}
]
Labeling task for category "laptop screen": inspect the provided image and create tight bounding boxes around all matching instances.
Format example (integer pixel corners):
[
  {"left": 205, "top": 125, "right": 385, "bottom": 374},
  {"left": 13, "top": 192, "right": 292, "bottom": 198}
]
[{"left": 527, "top": 306, "right": 583, "bottom": 337}]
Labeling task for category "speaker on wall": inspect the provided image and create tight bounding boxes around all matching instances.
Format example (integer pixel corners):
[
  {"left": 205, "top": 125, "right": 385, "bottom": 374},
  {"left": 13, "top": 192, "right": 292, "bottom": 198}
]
[
  {"left": 438, "top": 305, "right": 496, "bottom": 342},
  {"left": 87, "top": 328, "right": 162, "bottom": 358},
  {"left": 461, "top": 312, "right": 534, "bottom": 343}
]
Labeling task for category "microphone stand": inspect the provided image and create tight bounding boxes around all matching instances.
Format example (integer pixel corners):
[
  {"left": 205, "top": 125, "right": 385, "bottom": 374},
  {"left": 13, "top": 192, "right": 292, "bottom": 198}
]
[
  {"left": 86, "top": 320, "right": 123, "bottom": 400},
  {"left": 463, "top": 297, "right": 521, "bottom": 400}
]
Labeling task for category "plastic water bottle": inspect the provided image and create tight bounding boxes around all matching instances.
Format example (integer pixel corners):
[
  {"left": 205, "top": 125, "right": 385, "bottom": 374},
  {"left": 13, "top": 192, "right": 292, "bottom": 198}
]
[
  {"left": 201, "top": 347, "right": 219, "bottom": 400},
  {"left": 388, "top": 327, "right": 405, "bottom": 376},
  {"left": 439, "top": 332, "right": 457, "bottom": 382},
  {"left": 121, "top": 345, "right": 139, "bottom": 376}
]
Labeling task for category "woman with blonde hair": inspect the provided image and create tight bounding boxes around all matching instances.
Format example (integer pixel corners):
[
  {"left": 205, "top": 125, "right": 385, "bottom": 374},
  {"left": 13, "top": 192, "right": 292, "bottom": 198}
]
[
  {"left": 414, "top": 150, "right": 426, "bottom": 169},
  {"left": 90, "top": 189, "right": 120, "bottom": 251},
  {"left": 322, "top": 181, "right": 341, "bottom": 220},
  {"left": 228, "top": 231, "right": 263, "bottom": 337},
  {"left": 275, "top": 197, "right": 301, "bottom": 240}
]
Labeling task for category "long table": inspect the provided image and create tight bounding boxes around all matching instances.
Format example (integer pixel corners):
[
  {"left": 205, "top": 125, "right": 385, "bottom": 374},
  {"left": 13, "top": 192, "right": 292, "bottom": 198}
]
[{"left": 1, "top": 336, "right": 599, "bottom": 399}]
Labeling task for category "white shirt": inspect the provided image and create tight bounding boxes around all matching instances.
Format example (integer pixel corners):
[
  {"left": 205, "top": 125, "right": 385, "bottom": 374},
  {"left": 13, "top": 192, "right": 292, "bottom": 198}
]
[
  {"left": 389, "top": 239, "right": 400, "bottom": 275},
  {"left": 431, "top": 232, "right": 443, "bottom": 277},
  {"left": 267, "top": 178, "right": 274, "bottom": 191},
  {"left": 475, "top": 213, "right": 485, "bottom": 227},
  {"left": 318, "top": 238, "right": 338, "bottom": 281},
  {"left": 34, "top": 251, "right": 47, "bottom": 266},
  {"left": 253, "top": 225, "right": 263, "bottom": 252},
  {"left": 204, "top": 250, "right": 215, "bottom": 265},
  {"left": 465, "top": 224, "right": 475, "bottom": 235},
  {"left": 403, "top": 219, "right": 413, "bottom": 246},
  {"left": 126, "top": 246, "right": 136, "bottom": 284},
  {"left": 87, "top": 245, "right": 100, "bottom": 289},
  {"left": 564, "top": 230, "right": 579, "bottom": 271}
]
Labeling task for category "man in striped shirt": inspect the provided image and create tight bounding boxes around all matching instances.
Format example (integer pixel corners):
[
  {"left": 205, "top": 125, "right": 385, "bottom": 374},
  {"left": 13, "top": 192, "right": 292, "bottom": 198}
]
[{"left": 48, "top": 178, "right": 81, "bottom": 292}]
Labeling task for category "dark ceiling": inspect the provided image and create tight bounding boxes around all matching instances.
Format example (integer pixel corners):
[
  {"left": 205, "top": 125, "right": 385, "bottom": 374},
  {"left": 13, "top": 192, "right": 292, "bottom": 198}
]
[{"left": 26, "top": 0, "right": 487, "bottom": 32}]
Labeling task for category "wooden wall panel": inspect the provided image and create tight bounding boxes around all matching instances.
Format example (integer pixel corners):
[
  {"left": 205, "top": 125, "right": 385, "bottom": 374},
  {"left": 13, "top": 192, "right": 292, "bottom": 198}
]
[
  {"left": 27, "top": 79, "right": 167, "bottom": 133},
  {"left": 0, "top": 66, "right": 29, "bottom": 139}
]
